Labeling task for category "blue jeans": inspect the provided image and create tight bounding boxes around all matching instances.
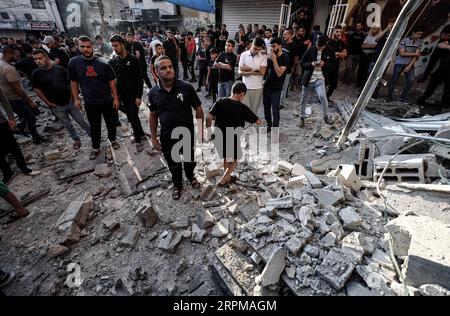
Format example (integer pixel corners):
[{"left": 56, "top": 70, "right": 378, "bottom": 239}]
[
  {"left": 263, "top": 89, "right": 281, "bottom": 127},
  {"left": 299, "top": 79, "right": 330, "bottom": 120},
  {"left": 10, "top": 99, "right": 39, "bottom": 140},
  {"left": 218, "top": 81, "right": 234, "bottom": 98},
  {"left": 387, "top": 63, "right": 415, "bottom": 101},
  {"left": 280, "top": 73, "right": 292, "bottom": 105},
  {"left": 52, "top": 103, "right": 91, "bottom": 141}
]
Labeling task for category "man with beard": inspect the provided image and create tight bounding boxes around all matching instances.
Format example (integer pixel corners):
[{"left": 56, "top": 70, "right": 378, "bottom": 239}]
[
  {"left": 109, "top": 35, "right": 146, "bottom": 152},
  {"left": 126, "top": 33, "right": 152, "bottom": 89},
  {"left": 68, "top": 36, "right": 120, "bottom": 160},
  {"left": 163, "top": 30, "right": 180, "bottom": 78},
  {"left": 148, "top": 56, "right": 204, "bottom": 200},
  {"left": 326, "top": 25, "right": 347, "bottom": 102}
]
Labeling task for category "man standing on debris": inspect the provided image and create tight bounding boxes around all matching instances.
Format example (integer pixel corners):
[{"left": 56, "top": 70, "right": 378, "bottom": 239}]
[
  {"left": 32, "top": 49, "right": 91, "bottom": 150},
  {"left": 126, "top": 33, "right": 152, "bottom": 89},
  {"left": 68, "top": 36, "right": 121, "bottom": 160},
  {"left": 326, "top": 25, "right": 347, "bottom": 103},
  {"left": 206, "top": 82, "right": 262, "bottom": 187},
  {"left": 214, "top": 40, "right": 237, "bottom": 98},
  {"left": 387, "top": 27, "right": 424, "bottom": 103},
  {"left": 344, "top": 22, "right": 365, "bottom": 85},
  {"left": 298, "top": 36, "right": 334, "bottom": 128},
  {"left": 0, "top": 88, "right": 40, "bottom": 183},
  {"left": 263, "top": 37, "right": 289, "bottom": 132},
  {"left": 239, "top": 38, "right": 267, "bottom": 115},
  {"left": 0, "top": 45, "right": 42, "bottom": 144},
  {"left": 148, "top": 56, "right": 204, "bottom": 200},
  {"left": 109, "top": 35, "right": 146, "bottom": 152},
  {"left": 280, "top": 28, "right": 298, "bottom": 108}
]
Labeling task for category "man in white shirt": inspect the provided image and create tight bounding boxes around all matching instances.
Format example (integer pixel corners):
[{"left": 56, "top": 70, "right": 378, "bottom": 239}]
[{"left": 238, "top": 38, "right": 267, "bottom": 114}]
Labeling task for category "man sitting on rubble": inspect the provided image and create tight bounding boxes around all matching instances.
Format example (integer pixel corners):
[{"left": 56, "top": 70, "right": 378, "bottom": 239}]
[{"left": 206, "top": 81, "right": 263, "bottom": 187}]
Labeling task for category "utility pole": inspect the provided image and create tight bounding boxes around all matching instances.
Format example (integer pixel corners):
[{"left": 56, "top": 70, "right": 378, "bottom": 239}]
[
  {"left": 97, "top": 0, "right": 107, "bottom": 36},
  {"left": 336, "top": 0, "right": 426, "bottom": 148}
]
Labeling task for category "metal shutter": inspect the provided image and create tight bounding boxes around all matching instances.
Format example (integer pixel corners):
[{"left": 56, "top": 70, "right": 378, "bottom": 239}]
[{"left": 222, "top": 0, "right": 284, "bottom": 40}]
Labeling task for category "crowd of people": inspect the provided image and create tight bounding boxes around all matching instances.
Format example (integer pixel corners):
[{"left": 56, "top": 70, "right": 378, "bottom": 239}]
[{"left": 0, "top": 18, "right": 450, "bottom": 206}]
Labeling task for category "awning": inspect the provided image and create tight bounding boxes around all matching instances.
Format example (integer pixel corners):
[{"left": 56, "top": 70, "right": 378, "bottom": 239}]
[{"left": 164, "top": 0, "right": 215, "bottom": 13}]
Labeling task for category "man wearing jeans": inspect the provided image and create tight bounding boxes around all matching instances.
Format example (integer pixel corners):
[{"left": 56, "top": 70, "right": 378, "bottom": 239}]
[
  {"left": 31, "top": 49, "right": 90, "bottom": 150},
  {"left": 215, "top": 40, "right": 237, "bottom": 98},
  {"left": 0, "top": 45, "right": 42, "bottom": 144},
  {"left": 387, "top": 27, "right": 424, "bottom": 103},
  {"left": 280, "top": 29, "right": 298, "bottom": 108},
  {"left": 263, "top": 37, "right": 288, "bottom": 132},
  {"left": 299, "top": 36, "right": 333, "bottom": 128},
  {"left": 239, "top": 38, "right": 267, "bottom": 115},
  {"left": 69, "top": 36, "right": 120, "bottom": 160}
]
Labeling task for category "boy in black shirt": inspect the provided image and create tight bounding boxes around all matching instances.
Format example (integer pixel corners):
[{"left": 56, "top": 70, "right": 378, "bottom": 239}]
[
  {"left": 206, "top": 82, "right": 262, "bottom": 187},
  {"left": 206, "top": 48, "right": 219, "bottom": 103},
  {"left": 150, "top": 43, "right": 164, "bottom": 83},
  {"left": 31, "top": 49, "right": 91, "bottom": 150},
  {"left": 215, "top": 40, "right": 237, "bottom": 98}
]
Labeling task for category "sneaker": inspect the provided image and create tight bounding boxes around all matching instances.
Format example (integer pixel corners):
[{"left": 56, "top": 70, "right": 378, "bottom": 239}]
[
  {"left": 279, "top": 104, "right": 285, "bottom": 110},
  {"left": 298, "top": 118, "right": 305, "bottom": 128},
  {"left": 0, "top": 271, "right": 15, "bottom": 289},
  {"left": 111, "top": 141, "right": 120, "bottom": 150},
  {"left": 136, "top": 143, "right": 144, "bottom": 153},
  {"left": 25, "top": 170, "right": 41, "bottom": 176}
]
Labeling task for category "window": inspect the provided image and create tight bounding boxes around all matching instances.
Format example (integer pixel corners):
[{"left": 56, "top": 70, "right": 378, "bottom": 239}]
[
  {"left": 135, "top": 0, "right": 143, "bottom": 3},
  {"left": 24, "top": 13, "right": 33, "bottom": 21},
  {"left": 30, "top": 0, "right": 46, "bottom": 9}
]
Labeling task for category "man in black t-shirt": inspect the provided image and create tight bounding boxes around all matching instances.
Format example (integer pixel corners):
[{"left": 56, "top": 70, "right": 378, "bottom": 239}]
[
  {"left": 148, "top": 56, "right": 205, "bottom": 200},
  {"left": 214, "top": 40, "right": 237, "bottom": 98},
  {"left": 43, "top": 36, "right": 70, "bottom": 69},
  {"left": 14, "top": 43, "right": 38, "bottom": 80},
  {"left": 207, "top": 25, "right": 217, "bottom": 47},
  {"left": 68, "top": 36, "right": 120, "bottom": 159},
  {"left": 344, "top": 22, "right": 366, "bottom": 85},
  {"left": 280, "top": 28, "right": 297, "bottom": 107},
  {"left": 207, "top": 48, "right": 219, "bottom": 103},
  {"left": 126, "top": 33, "right": 152, "bottom": 89},
  {"left": 327, "top": 25, "right": 347, "bottom": 102},
  {"left": 263, "top": 37, "right": 288, "bottom": 130},
  {"left": 163, "top": 30, "right": 180, "bottom": 78},
  {"left": 31, "top": 49, "right": 90, "bottom": 150},
  {"left": 206, "top": 82, "right": 262, "bottom": 187}
]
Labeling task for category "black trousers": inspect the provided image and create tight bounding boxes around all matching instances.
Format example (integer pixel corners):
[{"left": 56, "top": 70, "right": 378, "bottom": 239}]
[
  {"left": 198, "top": 65, "right": 208, "bottom": 89},
  {"left": 187, "top": 59, "right": 196, "bottom": 80},
  {"left": 0, "top": 122, "right": 30, "bottom": 177},
  {"left": 10, "top": 99, "right": 40, "bottom": 141},
  {"left": 421, "top": 66, "right": 450, "bottom": 105},
  {"left": 209, "top": 80, "right": 218, "bottom": 103},
  {"left": 141, "top": 63, "right": 152, "bottom": 89},
  {"left": 327, "top": 64, "right": 339, "bottom": 99},
  {"left": 181, "top": 58, "right": 188, "bottom": 79},
  {"left": 161, "top": 133, "right": 196, "bottom": 189},
  {"left": 120, "top": 98, "right": 145, "bottom": 142},
  {"left": 84, "top": 101, "right": 117, "bottom": 150},
  {"left": 357, "top": 53, "right": 374, "bottom": 88}
]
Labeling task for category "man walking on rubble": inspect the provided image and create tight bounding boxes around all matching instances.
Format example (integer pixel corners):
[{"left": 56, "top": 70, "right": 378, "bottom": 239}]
[
  {"left": 109, "top": 35, "right": 146, "bottom": 152},
  {"left": 68, "top": 36, "right": 121, "bottom": 160},
  {"left": 31, "top": 49, "right": 91, "bottom": 150},
  {"left": 148, "top": 56, "right": 204, "bottom": 200}
]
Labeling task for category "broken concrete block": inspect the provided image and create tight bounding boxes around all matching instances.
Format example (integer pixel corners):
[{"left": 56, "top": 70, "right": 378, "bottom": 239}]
[
  {"left": 101, "top": 215, "right": 120, "bottom": 231},
  {"left": 266, "top": 196, "right": 294, "bottom": 209},
  {"left": 191, "top": 223, "right": 206, "bottom": 243},
  {"left": 56, "top": 195, "right": 93, "bottom": 245},
  {"left": 260, "top": 206, "right": 277, "bottom": 218},
  {"left": 346, "top": 280, "right": 378, "bottom": 296},
  {"left": 200, "top": 185, "right": 217, "bottom": 201},
  {"left": 291, "top": 163, "right": 307, "bottom": 177},
  {"left": 356, "top": 265, "right": 395, "bottom": 296},
  {"left": 310, "top": 147, "right": 359, "bottom": 174},
  {"left": 419, "top": 284, "right": 450, "bottom": 296},
  {"left": 47, "top": 244, "right": 69, "bottom": 258},
  {"left": 255, "top": 247, "right": 286, "bottom": 287},
  {"left": 135, "top": 199, "right": 159, "bottom": 228},
  {"left": 158, "top": 230, "right": 182, "bottom": 253},
  {"left": 285, "top": 266, "right": 296, "bottom": 279},
  {"left": 371, "top": 249, "right": 395, "bottom": 271},
  {"left": 304, "top": 245, "right": 320, "bottom": 258},
  {"left": 338, "top": 207, "right": 362, "bottom": 231},
  {"left": 390, "top": 281, "right": 421, "bottom": 296},
  {"left": 44, "top": 149, "right": 61, "bottom": 160},
  {"left": 198, "top": 210, "right": 215, "bottom": 229},
  {"left": 296, "top": 206, "right": 315, "bottom": 230},
  {"left": 316, "top": 249, "right": 356, "bottom": 291},
  {"left": 320, "top": 232, "right": 337, "bottom": 248},
  {"left": 94, "top": 163, "right": 112, "bottom": 177},
  {"left": 334, "top": 164, "right": 362, "bottom": 192},
  {"left": 277, "top": 161, "right": 293, "bottom": 174},
  {"left": 324, "top": 212, "right": 339, "bottom": 225},
  {"left": 211, "top": 219, "right": 230, "bottom": 238},
  {"left": 171, "top": 217, "right": 190, "bottom": 229},
  {"left": 238, "top": 199, "right": 260, "bottom": 221},
  {"left": 304, "top": 171, "right": 322, "bottom": 189},
  {"left": 329, "top": 221, "right": 345, "bottom": 240},
  {"left": 287, "top": 176, "right": 305, "bottom": 189},
  {"left": 119, "top": 226, "right": 139, "bottom": 248},
  {"left": 285, "top": 236, "right": 304, "bottom": 256},
  {"left": 205, "top": 163, "right": 221, "bottom": 179},
  {"left": 277, "top": 211, "right": 296, "bottom": 223},
  {"left": 313, "top": 188, "right": 344, "bottom": 207},
  {"left": 385, "top": 215, "right": 450, "bottom": 289},
  {"left": 342, "top": 232, "right": 374, "bottom": 258}
]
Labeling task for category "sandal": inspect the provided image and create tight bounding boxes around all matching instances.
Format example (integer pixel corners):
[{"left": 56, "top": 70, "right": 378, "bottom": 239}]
[
  {"left": 172, "top": 187, "right": 182, "bottom": 200},
  {"left": 190, "top": 177, "right": 201, "bottom": 189},
  {"left": 8, "top": 211, "right": 29, "bottom": 221},
  {"left": 111, "top": 141, "right": 120, "bottom": 150}
]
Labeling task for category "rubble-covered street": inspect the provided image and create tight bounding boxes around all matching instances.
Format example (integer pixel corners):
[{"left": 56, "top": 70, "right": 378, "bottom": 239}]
[{"left": 1, "top": 79, "right": 449, "bottom": 297}]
